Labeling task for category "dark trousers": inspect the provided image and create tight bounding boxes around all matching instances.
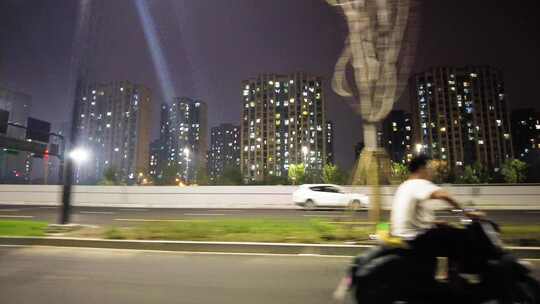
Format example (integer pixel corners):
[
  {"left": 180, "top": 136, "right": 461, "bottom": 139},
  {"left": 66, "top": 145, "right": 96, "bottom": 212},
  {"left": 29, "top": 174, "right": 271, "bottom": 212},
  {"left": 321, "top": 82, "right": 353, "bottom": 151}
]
[{"left": 408, "top": 225, "right": 466, "bottom": 267}]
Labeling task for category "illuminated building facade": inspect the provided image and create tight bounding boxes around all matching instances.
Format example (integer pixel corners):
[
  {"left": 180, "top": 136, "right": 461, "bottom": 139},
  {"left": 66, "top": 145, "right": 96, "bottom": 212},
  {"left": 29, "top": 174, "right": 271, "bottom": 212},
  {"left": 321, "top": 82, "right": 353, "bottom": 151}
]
[
  {"left": 163, "top": 97, "right": 207, "bottom": 183},
  {"left": 74, "top": 81, "right": 152, "bottom": 183},
  {"left": 240, "top": 73, "right": 328, "bottom": 182},
  {"left": 209, "top": 123, "right": 240, "bottom": 182},
  {"left": 409, "top": 66, "right": 513, "bottom": 172},
  {"left": 511, "top": 109, "right": 540, "bottom": 159},
  {"left": 326, "top": 120, "right": 335, "bottom": 165},
  {"left": 381, "top": 110, "right": 413, "bottom": 163}
]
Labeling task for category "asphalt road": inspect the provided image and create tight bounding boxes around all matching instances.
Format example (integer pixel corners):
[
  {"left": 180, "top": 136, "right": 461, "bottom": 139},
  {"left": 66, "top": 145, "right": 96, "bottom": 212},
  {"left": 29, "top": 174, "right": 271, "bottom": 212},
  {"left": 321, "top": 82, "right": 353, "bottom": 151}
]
[
  {"left": 0, "top": 246, "right": 347, "bottom": 304},
  {"left": 0, "top": 246, "right": 539, "bottom": 304},
  {"left": 1, "top": 205, "right": 539, "bottom": 226}
]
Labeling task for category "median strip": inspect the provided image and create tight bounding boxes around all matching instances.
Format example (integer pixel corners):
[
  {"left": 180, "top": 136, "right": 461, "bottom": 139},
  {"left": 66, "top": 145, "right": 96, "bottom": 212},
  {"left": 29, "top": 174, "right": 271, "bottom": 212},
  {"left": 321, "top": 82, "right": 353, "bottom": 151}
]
[
  {"left": 183, "top": 213, "right": 226, "bottom": 216},
  {"left": 114, "top": 218, "right": 189, "bottom": 222},
  {"left": 79, "top": 211, "right": 116, "bottom": 215},
  {"left": 1, "top": 219, "right": 540, "bottom": 257}
]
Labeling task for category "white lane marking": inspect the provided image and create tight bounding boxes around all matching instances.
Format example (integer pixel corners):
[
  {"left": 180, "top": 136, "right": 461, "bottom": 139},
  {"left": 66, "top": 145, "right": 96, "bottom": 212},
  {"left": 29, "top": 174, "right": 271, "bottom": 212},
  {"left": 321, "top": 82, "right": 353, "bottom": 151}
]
[
  {"left": 0, "top": 209, "right": 21, "bottom": 212},
  {"left": 37, "top": 207, "right": 57, "bottom": 209},
  {"left": 0, "top": 245, "right": 353, "bottom": 258},
  {"left": 183, "top": 213, "right": 225, "bottom": 216},
  {"left": 79, "top": 211, "right": 115, "bottom": 215},
  {"left": 114, "top": 218, "right": 189, "bottom": 222},
  {"left": 119, "top": 209, "right": 148, "bottom": 212},
  {"left": 0, "top": 215, "right": 34, "bottom": 218},
  {"left": 302, "top": 214, "right": 349, "bottom": 218},
  {"left": 0, "top": 245, "right": 539, "bottom": 261}
]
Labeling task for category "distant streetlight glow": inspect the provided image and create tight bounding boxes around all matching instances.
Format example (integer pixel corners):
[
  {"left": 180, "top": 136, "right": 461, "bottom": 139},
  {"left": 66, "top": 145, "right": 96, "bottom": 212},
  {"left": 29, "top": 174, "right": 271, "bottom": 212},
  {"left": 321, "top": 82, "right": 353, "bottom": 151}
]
[
  {"left": 301, "top": 146, "right": 309, "bottom": 165},
  {"left": 415, "top": 143, "right": 423, "bottom": 154},
  {"left": 69, "top": 148, "right": 90, "bottom": 163},
  {"left": 184, "top": 147, "right": 190, "bottom": 183}
]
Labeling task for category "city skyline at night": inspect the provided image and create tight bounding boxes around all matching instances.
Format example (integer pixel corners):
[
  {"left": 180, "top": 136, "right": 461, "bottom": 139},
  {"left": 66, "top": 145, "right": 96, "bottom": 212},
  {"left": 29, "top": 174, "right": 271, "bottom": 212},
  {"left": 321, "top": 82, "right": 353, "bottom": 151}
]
[{"left": 1, "top": 0, "right": 539, "bottom": 170}]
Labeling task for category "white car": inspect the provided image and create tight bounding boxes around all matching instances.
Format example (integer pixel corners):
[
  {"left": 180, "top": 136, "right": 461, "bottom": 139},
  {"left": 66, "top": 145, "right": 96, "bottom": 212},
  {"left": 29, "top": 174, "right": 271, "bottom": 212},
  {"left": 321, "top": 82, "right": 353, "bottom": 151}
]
[{"left": 292, "top": 184, "right": 369, "bottom": 210}]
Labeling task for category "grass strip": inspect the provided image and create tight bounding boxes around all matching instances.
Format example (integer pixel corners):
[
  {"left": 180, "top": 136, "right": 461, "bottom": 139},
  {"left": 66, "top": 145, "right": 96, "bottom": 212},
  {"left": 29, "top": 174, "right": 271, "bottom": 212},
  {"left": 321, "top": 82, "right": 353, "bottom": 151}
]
[
  {"left": 0, "top": 220, "right": 48, "bottom": 237},
  {"left": 103, "top": 219, "right": 373, "bottom": 244}
]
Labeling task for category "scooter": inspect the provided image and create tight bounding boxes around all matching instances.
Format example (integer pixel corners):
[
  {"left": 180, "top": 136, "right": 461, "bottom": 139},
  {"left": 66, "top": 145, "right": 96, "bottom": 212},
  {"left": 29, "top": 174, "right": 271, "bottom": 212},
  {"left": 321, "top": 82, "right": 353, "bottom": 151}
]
[{"left": 334, "top": 211, "right": 540, "bottom": 304}]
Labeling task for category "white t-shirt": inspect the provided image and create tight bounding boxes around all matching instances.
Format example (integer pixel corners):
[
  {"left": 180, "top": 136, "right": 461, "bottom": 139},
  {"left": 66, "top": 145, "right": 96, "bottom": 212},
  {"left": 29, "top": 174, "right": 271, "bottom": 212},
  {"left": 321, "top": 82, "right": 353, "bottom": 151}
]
[{"left": 390, "top": 179, "right": 441, "bottom": 240}]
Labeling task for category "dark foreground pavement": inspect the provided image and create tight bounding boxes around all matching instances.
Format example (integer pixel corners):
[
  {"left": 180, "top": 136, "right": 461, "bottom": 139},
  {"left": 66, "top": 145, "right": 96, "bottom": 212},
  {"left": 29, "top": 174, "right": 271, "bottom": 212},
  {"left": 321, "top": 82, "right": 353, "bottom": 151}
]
[
  {"left": 1, "top": 205, "right": 540, "bottom": 226},
  {"left": 0, "top": 246, "right": 346, "bottom": 304},
  {"left": 1, "top": 246, "right": 539, "bottom": 304}
]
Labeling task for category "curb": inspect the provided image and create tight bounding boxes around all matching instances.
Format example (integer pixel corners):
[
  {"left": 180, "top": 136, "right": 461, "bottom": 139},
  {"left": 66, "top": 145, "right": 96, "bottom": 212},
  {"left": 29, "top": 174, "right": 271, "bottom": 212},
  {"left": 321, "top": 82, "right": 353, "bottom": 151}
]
[{"left": 1, "top": 237, "right": 539, "bottom": 258}]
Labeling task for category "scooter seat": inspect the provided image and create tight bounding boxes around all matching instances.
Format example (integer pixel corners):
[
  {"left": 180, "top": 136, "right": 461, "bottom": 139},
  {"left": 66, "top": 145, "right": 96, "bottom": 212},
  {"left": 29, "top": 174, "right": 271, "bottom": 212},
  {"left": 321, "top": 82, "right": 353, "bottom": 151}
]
[{"left": 377, "top": 230, "right": 409, "bottom": 249}]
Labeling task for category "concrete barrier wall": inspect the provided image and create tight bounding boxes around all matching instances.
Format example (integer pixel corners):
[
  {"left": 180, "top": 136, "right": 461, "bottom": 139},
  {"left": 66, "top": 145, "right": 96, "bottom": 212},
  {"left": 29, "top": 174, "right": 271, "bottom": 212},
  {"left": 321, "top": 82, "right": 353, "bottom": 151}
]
[{"left": 0, "top": 184, "right": 538, "bottom": 210}]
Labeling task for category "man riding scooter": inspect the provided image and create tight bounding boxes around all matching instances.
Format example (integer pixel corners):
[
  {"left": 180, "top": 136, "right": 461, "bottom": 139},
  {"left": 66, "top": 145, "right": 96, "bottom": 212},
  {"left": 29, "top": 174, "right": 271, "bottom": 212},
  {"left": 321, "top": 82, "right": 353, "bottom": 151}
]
[{"left": 390, "top": 155, "right": 479, "bottom": 269}]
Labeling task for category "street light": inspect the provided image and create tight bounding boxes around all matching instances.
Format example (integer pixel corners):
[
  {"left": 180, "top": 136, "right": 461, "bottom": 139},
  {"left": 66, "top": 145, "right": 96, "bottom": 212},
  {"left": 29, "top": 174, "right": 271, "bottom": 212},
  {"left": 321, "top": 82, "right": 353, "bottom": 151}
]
[
  {"left": 301, "top": 146, "right": 309, "bottom": 165},
  {"left": 61, "top": 147, "right": 90, "bottom": 225},
  {"left": 183, "top": 147, "right": 190, "bottom": 184},
  {"left": 415, "top": 143, "right": 423, "bottom": 155},
  {"left": 69, "top": 148, "right": 90, "bottom": 184},
  {"left": 69, "top": 147, "right": 90, "bottom": 163}
]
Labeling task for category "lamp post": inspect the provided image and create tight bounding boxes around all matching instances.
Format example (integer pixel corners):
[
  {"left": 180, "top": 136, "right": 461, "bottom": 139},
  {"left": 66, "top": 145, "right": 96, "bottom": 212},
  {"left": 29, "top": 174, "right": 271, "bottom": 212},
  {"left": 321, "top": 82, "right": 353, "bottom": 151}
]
[
  {"left": 415, "top": 143, "right": 423, "bottom": 155},
  {"left": 301, "top": 146, "right": 309, "bottom": 166},
  {"left": 183, "top": 147, "right": 190, "bottom": 184},
  {"left": 61, "top": 147, "right": 89, "bottom": 224}
]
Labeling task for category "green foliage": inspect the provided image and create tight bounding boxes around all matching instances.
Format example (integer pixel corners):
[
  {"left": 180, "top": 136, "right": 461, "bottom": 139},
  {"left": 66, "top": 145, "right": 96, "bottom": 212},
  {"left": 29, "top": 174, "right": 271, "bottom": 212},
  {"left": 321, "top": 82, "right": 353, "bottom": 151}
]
[
  {"left": 457, "top": 165, "right": 480, "bottom": 184},
  {"left": 102, "top": 219, "right": 373, "bottom": 244},
  {"left": 98, "top": 167, "right": 124, "bottom": 186},
  {"left": 322, "top": 164, "right": 345, "bottom": 184},
  {"left": 456, "top": 162, "right": 491, "bottom": 184},
  {"left": 390, "top": 162, "right": 409, "bottom": 184},
  {"left": 288, "top": 164, "right": 306, "bottom": 185},
  {"left": 501, "top": 159, "right": 528, "bottom": 183},
  {"left": 0, "top": 220, "right": 47, "bottom": 236},
  {"left": 195, "top": 165, "right": 209, "bottom": 185},
  {"left": 155, "top": 164, "right": 181, "bottom": 185},
  {"left": 264, "top": 174, "right": 289, "bottom": 185},
  {"left": 430, "top": 159, "right": 451, "bottom": 184},
  {"left": 218, "top": 166, "right": 243, "bottom": 185}
]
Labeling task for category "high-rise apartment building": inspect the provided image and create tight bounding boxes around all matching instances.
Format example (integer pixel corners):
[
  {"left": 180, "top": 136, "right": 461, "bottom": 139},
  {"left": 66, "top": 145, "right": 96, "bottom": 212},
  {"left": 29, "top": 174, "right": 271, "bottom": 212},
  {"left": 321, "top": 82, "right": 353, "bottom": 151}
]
[
  {"left": 209, "top": 123, "right": 240, "bottom": 182},
  {"left": 325, "top": 120, "right": 335, "bottom": 165},
  {"left": 240, "top": 73, "right": 328, "bottom": 182},
  {"left": 74, "top": 81, "right": 152, "bottom": 183},
  {"left": 163, "top": 97, "right": 207, "bottom": 183},
  {"left": 381, "top": 110, "right": 413, "bottom": 163},
  {"left": 409, "top": 66, "right": 513, "bottom": 172},
  {"left": 511, "top": 108, "right": 540, "bottom": 159}
]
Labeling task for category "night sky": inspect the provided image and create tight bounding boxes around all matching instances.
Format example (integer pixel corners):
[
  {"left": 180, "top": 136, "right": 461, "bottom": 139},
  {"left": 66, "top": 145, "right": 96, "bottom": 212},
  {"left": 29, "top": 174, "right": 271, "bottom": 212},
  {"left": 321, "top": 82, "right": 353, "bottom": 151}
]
[{"left": 1, "top": 0, "right": 539, "bottom": 168}]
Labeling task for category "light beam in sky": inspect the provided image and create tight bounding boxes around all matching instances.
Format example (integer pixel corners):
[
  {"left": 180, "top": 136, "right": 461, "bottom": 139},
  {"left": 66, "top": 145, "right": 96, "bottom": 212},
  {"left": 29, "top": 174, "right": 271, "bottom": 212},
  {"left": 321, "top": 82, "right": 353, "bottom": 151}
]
[{"left": 135, "top": 0, "right": 175, "bottom": 104}]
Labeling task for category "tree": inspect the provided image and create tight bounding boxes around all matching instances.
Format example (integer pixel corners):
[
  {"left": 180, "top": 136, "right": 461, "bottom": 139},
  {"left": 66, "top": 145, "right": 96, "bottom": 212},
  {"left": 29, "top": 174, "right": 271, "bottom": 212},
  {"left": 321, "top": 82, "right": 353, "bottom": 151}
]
[
  {"left": 322, "top": 164, "right": 344, "bottom": 184},
  {"left": 98, "top": 167, "right": 124, "bottom": 186},
  {"left": 288, "top": 164, "right": 306, "bottom": 185},
  {"left": 218, "top": 166, "right": 243, "bottom": 185},
  {"left": 264, "top": 174, "right": 289, "bottom": 185},
  {"left": 195, "top": 165, "right": 210, "bottom": 185},
  {"left": 390, "top": 162, "right": 409, "bottom": 184},
  {"left": 430, "top": 159, "right": 451, "bottom": 184},
  {"left": 156, "top": 164, "right": 181, "bottom": 185},
  {"left": 455, "top": 162, "right": 491, "bottom": 184},
  {"left": 501, "top": 159, "right": 528, "bottom": 184},
  {"left": 457, "top": 165, "right": 480, "bottom": 184}
]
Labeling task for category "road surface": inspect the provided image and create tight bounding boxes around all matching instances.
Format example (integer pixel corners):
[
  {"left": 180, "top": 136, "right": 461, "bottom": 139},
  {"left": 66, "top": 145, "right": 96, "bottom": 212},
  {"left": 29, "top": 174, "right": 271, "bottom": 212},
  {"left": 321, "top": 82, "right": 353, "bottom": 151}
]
[
  {"left": 0, "top": 246, "right": 346, "bottom": 304},
  {"left": 1, "top": 205, "right": 539, "bottom": 226},
  {"left": 0, "top": 246, "right": 538, "bottom": 304}
]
